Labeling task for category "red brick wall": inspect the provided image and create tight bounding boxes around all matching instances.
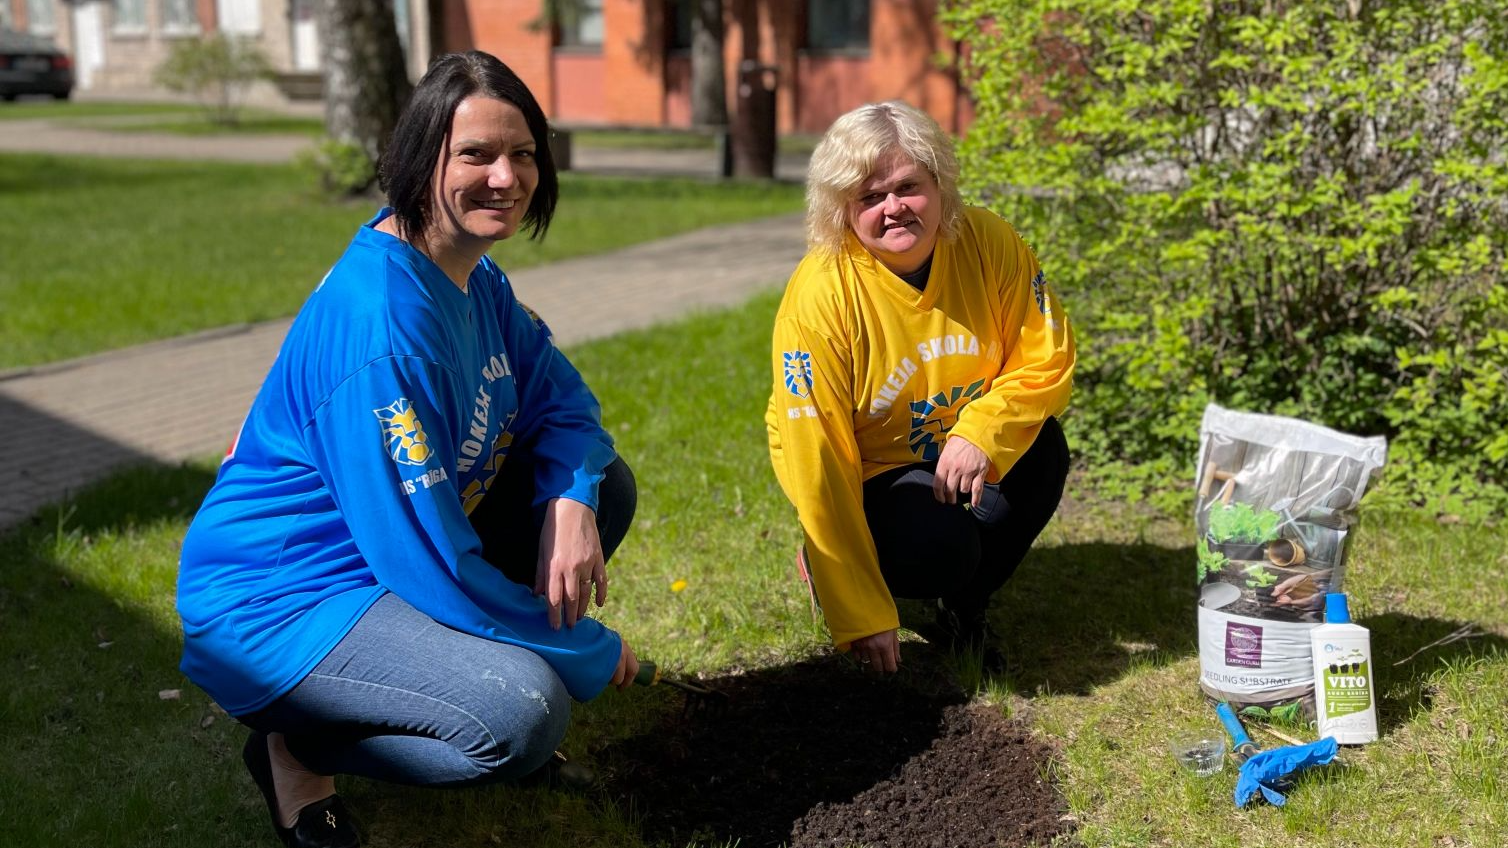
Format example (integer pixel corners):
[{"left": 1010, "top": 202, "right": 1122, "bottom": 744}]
[
  {"left": 449, "top": 0, "right": 968, "bottom": 135},
  {"left": 664, "top": 53, "right": 692, "bottom": 127},
  {"left": 871, "top": 0, "right": 961, "bottom": 130},
  {"left": 793, "top": 54, "right": 870, "bottom": 134},
  {"left": 461, "top": 0, "right": 556, "bottom": 111},
  {"left": 551, "top": 50, "right": 606, "bottom": 123},
  {"left": 601, "top": 0, "right": 666, "bottom": 124},
  {"left": 756, "top": 1, "right": 964, "bottom": 136}
]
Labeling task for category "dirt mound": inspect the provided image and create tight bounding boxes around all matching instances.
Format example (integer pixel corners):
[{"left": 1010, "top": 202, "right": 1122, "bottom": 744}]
[{"left": 600, "top": 654, "right": 1071, "bottom": 847}]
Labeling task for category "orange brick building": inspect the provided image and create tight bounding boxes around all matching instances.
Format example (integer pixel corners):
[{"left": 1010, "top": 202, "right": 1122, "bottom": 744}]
[{"left": 439, "top": 0, "right": 972, "bottom": 136}]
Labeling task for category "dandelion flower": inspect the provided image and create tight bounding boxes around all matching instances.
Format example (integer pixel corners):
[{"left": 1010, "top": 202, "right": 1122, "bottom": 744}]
[{"left": 670, "top": 579, "right": 688, "bottom": 593}]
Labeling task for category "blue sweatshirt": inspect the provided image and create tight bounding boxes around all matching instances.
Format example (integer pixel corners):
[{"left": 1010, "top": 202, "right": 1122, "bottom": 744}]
[{"left": 177, "top": 210, "right": 621, "bottom": 715}]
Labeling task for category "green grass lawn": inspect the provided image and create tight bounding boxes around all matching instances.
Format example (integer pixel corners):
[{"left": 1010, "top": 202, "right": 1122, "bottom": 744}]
[
  {"left": 574, "top": 128, "right": 820, "bottom": 156},
  {"left": 0, "top": 99, "right": 321, "bottom": 134},
  {"left": 0, "top": 100, "right": 200, "bottom": 120},
  {"left": 0, "top": 153, "right": 802, "bottom": 370},
  {"left": 1, "top": 291, "right": 1503, "bottom": 847},
  {"left": 0, "top": 100, "right": 816, "bottom": 147},
  {"left": 102, "top": 113, "right": 326, "bottom": 136}
]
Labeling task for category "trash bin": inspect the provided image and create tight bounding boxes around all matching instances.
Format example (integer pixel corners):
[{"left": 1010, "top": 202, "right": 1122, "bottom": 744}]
[
  {"left": 547, "top": 124, "right": 574, "bottom": 172},
  {"left": 732, "top": 60, "right": 777, "bottom": 179}
]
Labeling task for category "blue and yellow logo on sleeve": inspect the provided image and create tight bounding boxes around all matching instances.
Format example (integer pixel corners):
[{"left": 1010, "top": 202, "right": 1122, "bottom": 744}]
[
  {"left": 518, "top": 300, "right": 556, "bottom": 344},
  {"left": 374, "top": 399, "right": 432, "bottom": 466},
  {"left": 783, "top": 350, "right": 815, "bottom": 399},
  {"left": 1030, "top": 269, "right": 1051, "bottom": 315}
]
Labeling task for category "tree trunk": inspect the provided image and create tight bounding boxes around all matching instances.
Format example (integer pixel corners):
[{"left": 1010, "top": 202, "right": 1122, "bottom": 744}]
[
  {"left": 690, "top": 0, "right": 728, "bottom": 128},
  {"left": 729, "top": 0, "right": 773, "bottom": 178},
  {"left": 319, "top": 0, "right": 413, "bottom": 186},
  {"left": 426, "top": 0, "right": 448, "bottom": 57}
]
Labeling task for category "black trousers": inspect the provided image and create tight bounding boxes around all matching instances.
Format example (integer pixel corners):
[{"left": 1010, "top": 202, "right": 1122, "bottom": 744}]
[
  {"left": 466, "top": 450, "right": 638, "bottom": 585},
  {"left": 863, "top": 417, "right": 1069, "bottom": 616}
]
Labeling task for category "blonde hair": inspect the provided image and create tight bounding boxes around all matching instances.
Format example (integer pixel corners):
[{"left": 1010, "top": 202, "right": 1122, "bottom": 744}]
[{"left": 804, "top": 100, "right": 963, "bottom": 254}]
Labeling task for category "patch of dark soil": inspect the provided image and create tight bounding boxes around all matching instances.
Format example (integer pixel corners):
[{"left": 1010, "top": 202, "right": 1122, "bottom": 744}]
[{"left": 599, "top": 653, "right": 1071, "bottom": 847}]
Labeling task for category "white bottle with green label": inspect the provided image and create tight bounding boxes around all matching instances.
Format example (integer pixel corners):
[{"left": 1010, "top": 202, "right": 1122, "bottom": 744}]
[{"left": 1311, "top": 592, "right": 1378, "bottom": 744}]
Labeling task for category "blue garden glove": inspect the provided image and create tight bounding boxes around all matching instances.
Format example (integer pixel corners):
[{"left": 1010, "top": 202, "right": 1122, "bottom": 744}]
[{"left": 1234, "top": 737, "right": 1339, "bottom": 807}]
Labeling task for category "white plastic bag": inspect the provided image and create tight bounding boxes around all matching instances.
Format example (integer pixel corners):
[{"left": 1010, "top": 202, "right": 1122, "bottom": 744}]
[{"left": 1194, "top": 404, "right": 1387, "bottom": 720}]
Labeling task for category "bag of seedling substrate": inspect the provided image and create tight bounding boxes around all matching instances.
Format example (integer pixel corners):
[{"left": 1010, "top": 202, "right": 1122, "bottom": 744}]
[{"left": 1194, "top": 404, "right": 1387, "bottom": 722}]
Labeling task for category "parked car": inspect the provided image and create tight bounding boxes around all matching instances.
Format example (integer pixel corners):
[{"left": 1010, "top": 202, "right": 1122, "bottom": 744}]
[{"left": 0, "top": 28, "right": 74, "bottom": 101}]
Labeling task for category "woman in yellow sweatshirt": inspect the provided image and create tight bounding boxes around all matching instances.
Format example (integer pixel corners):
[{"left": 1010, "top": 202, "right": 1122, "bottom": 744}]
[{"left": 766, "top": 101, "right": 1075, "bottom": 674}]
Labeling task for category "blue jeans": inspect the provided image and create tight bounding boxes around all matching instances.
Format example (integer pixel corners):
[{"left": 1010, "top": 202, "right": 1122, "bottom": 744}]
[
  {"left": 242, "top": 455, "right": 637, "bottom": 786},
  {"left": 242, "top": 592, "right": 570, "bottom": 786}
]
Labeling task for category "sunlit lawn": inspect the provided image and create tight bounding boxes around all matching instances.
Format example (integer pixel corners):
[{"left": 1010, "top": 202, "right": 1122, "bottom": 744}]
[
  {"left": 0, "top": 99, "right": 199, "bottom": 120},
  {"left": 1, "top": 290, "right": 1503, "bottom": 847},
  {"left": 1, "top": 111, "right": 1501, "bottom": 846},
  {"left": 0, "top": 153, "right": 802, "bottom": 369},
  {"left": 573, "top": 128, "right": 820, "bottom": 156},
  {"left": 0, "top": 100, "right": 818, "bottom": 149}
]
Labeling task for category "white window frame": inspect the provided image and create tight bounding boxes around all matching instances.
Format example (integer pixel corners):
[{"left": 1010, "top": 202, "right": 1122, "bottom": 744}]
[
  {"left": 25, "top": 0, "right": 57, "bottom": 35},
  {"left": 805, "top": 0, "right": 870, "bottom": 53},
  {"left": 112, "top": 0, "right": 149, "bottom": 35},
  {"left": 161, "top": 0, "right": 200, "bottom": 36},
  {"left": 216, "top": 0, "right": 261, "bottom": 36},
  {"left": 556, "top": 0, "right": 604, "bottom": 49}
]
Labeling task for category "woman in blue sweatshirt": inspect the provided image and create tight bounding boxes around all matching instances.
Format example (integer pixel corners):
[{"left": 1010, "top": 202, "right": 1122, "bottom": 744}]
[{"left": 176, "top": 52, "right": 638, "bottom": 848}]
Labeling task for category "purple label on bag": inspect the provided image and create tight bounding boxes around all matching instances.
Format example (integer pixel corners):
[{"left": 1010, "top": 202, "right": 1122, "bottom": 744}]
[{"left": 1225, "top": 622, "right": 1264, "bottom": 668}]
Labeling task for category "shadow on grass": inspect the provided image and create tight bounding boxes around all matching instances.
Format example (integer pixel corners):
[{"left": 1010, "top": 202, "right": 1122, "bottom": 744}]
[
  {"left": 986, "top": 540, "right": 1201, "bottom": 696},
  {"left": 8, "top": 463, "right": 1498, "bottom": 846},
  {"left": 984, "top": 538, "right": 1508, "bottom": 735},
  {"left": 0, "top": 462, "right": 271, "bottom": 846},
  {"left": 1366, "top": 612, "right": 1508, "bottom": 735}
]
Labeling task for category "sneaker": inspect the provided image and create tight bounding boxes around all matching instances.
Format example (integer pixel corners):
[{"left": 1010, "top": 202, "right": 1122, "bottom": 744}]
[{"left": 935, "top": 600, "right": 1009, "bottom": 674}]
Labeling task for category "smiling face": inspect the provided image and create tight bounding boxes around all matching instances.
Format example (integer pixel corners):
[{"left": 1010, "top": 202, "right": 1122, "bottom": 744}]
[
  {"left": 427, "top": 95, "right": 539, "bottom": 254},
  {"left": 848, "top": 152, "right": 943, "bottom": 275}
]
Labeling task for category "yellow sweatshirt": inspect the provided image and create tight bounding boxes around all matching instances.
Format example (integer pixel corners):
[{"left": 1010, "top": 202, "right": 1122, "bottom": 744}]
[{"left": 765, "top": 207, "right": 1075, "bottom": 647}]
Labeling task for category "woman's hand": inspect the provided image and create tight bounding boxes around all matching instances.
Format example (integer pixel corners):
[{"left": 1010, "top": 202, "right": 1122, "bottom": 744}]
[
  {"left": 535, "top": 497, "right": 607, "bottom": 629},
  {"left": 610, "top": 637, "right": 640, "bottom": 691},
  {"left": 934, "top": 437, "right": 991, "bottom": 506},
  {"left": 850, "top": 629, "right": 901, "bottom": 674}
]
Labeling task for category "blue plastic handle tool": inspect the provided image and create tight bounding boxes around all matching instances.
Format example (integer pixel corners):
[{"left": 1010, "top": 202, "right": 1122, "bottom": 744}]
[{"left": 1215, "top": 702, "right": 1261, "bottom": 763}]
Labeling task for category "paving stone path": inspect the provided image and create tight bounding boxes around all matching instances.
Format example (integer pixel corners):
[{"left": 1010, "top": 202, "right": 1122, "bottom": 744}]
[{"left": 0, "top": 115, "right": 808, "bottom": 529}]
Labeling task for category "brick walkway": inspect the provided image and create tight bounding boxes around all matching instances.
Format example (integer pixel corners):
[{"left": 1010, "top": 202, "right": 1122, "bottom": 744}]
[
  {"left": 0, "top": 117, "right": 812, "bottom": 180},
  {"left": 0, "top": 119, "right": 809, "bottom": 530}
]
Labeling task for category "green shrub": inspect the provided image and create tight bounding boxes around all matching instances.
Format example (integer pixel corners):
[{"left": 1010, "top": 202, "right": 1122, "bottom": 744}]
[
  {"left": 296, "top": 137, "right": 378, "bottom": 196},
  {"left": 944, "top": 0, "right": 1508, "bottom": 521},
  {"left": 153, "top": 34, "right": 272, "bottom": 126}
]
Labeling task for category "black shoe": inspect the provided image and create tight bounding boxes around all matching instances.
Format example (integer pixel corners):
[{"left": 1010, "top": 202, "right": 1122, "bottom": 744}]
[
  {"left": 935, "top": 600, "right": 1010, "bottom": 674},
  {"left": 242, "top": 732, "right": 362, "bottom": 848}
]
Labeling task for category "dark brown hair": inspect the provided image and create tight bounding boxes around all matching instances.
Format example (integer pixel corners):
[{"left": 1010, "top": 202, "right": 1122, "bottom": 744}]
[{"left": 379, "top": 51, "right": 559, "bottom": 242}]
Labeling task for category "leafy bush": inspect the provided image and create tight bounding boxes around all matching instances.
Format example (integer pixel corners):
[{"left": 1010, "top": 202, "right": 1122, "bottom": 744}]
[
  {"left": 1207, "top": 502, "right": 1280, "bottom": 545},
  {"left": 296, "top": 137, "right": 378, "bottom": 196},
  {"left": 943, "top": 0, "right": 1508, "bottom": 521},
  {"left": 153, "top": 34, "right": 273, "bottom": 126}
]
